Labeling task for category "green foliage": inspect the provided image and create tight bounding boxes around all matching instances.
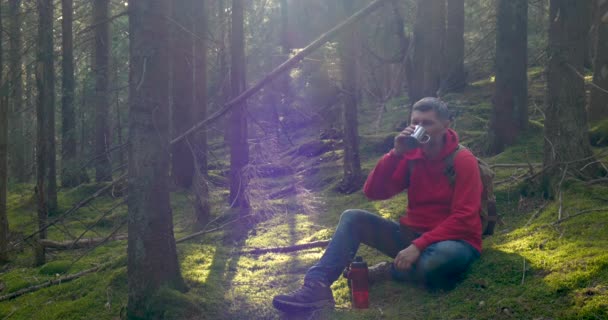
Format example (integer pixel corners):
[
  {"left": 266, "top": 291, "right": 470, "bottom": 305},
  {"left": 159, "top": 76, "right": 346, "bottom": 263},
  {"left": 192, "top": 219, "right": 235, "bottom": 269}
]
[{"left": 38, "top": 260, "right": 72, "bottom": 276}]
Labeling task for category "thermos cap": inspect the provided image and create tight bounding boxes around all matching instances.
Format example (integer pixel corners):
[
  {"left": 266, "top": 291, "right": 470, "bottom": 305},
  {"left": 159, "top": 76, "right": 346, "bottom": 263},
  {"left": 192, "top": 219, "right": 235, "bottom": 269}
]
[{"left": 352, "top": 256, "right": 367, "bottom": 268}]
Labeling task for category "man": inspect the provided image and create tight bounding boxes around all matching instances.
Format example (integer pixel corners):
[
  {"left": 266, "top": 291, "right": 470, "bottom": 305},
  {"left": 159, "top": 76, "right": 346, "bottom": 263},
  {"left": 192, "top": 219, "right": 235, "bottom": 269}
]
[{"left": 272, "top": 97, "right": 482, "bottom": 312}]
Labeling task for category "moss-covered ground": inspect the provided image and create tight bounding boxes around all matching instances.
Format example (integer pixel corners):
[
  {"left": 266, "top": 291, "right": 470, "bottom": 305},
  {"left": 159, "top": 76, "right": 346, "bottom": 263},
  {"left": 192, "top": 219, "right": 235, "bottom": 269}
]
[{"left": 1, "top": 67, "right": 607, "bottom": 319}]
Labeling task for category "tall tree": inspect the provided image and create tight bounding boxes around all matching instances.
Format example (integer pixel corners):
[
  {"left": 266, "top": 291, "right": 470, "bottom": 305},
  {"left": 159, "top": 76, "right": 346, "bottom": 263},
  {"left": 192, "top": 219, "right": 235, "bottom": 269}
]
[
  {"left": 35, "top": 0, "right": 58, "bottom": 265},
  {"left": 171, "top": 0, "right": 210, "bottom": 225},
  {"left": 337, "top": 0, "right": 363, "bottom": 193},
  {"left": 588, "top": 1, "right": 608, "bottom": 123},
  {"left": 170, "top": 0, "right": 196, "bottom": 189},
  {"left": 8, "top": 0, "right": 27, "bottom": 183},
  {"left": 192, "top": 1, "right": 210, "bottom": 228},
  {"left": 407, "top": 0, "right": 445, "bottom": 105},
  {"left": 544, "top": 0, "right": 599, "bottom": 194},
  {"left": 229, "top": 0, "right": 250, "bottom": 211},
  {"left": 93, "top": 0, "right": 112, "bottom": 182},
  {"left": 127, "top": 0, "right": 186, "bottom": 317},
  {"left": 442, "top": 0, "right": 466, "bottom": 93},
  {"left": 0, "top": 0, "right": 9, "bottom": 262},
  {"left": 61, "top": 0, "right": 80, "bottom": 187},
  {"left": 489, "top": 0, "right": 528, "bottom": 154}
]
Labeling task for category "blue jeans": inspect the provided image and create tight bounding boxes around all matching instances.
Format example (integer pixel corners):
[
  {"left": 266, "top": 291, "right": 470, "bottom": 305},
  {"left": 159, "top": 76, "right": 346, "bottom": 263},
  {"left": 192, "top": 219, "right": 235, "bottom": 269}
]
[{"left": 305, "top": 209, "right": 480, "bottom": 290}]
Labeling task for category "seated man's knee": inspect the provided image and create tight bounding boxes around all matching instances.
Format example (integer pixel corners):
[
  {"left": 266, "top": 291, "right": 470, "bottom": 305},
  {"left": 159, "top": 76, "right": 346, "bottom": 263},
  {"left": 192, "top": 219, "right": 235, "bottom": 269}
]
[
  {"left": 414, "top": 241, "right": 477, "bottom": 290},
  {"left": 339, "top": 209, "right": 368, "bottom": 225}
]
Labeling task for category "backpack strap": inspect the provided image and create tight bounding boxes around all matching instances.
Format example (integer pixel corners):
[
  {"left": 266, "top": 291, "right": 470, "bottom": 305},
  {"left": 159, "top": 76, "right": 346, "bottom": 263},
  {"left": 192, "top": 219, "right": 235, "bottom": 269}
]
[{"left": 444, "top": 144, "right": 464, "bottom": 186}]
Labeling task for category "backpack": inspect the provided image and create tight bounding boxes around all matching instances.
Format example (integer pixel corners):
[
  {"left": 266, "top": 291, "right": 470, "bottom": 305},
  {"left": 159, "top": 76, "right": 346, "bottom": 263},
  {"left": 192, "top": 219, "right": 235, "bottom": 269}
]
[{"left": 406, "top": 144, "right": 498, "bottom": 236}]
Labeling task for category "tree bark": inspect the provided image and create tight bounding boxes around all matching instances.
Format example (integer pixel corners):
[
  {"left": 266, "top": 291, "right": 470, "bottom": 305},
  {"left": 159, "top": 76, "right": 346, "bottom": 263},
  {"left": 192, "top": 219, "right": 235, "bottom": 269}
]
[
  {"left": 61, "top": 0, "right": 80, "bottom": 187},
  {"left": 35, "top": 0, "right": 58, "bottom": 265},
  {"left": 0, "top": 2, "right": 9, "bottom": 262},
  {"left": 8, "top": 0, "right": 27, "bottom": 183},
  {"left": 588, "top": 1, "right": 608, "bottom": 123},
  {"left": 489, "top": 0, "right": 528, "bottom": 154},
  {"left": 127, "top": 0, "right": 186, "bottom": 317},
  {"left": 442, "top": 0, "right": 466, "bottom": 93},
  {"left": 338, "top": 0, "right": 363, "bottom": 193},
  {"left": 544, "top": 0, "right": 599, "bottom": 195},
  {"left": 229, "top": 0, "right": 250, "bottom": 212},
  {"left": 408, "top": 0, "right": 445, "bottom": 106},
  {"left": 93, "top": 0, "right": 112, "bottom": 182}
]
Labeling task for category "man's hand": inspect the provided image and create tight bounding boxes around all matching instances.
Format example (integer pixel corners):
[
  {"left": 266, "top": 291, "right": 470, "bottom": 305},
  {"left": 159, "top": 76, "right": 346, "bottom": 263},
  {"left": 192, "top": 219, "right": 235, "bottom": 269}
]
[
  {"left": 394, "top": 244, "right": 421, "bottom": 271},
  {"left": 394, "top": 125, "right": 416, "bottom": 156}
]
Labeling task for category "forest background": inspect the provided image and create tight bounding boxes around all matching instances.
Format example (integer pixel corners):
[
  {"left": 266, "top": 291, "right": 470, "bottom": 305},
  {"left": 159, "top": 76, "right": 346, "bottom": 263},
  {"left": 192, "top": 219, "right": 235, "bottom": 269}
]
[{"left": 0, "top": 0, "right": 608, "bottom": 319}]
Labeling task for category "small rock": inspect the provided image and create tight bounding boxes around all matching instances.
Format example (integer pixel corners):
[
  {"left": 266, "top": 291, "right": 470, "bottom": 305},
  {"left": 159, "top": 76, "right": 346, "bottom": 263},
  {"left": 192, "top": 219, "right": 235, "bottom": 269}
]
[{"left": 478, "top": 301, "right": 485, "bottom": 307}]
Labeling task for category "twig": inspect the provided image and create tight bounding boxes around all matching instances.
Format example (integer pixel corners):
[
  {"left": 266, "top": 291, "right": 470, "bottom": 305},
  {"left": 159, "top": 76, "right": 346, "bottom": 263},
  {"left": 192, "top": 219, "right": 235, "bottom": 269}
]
[
  {"left": 241, "top": 240, "right": 331, "bottom": 255},
  {"left": 557, "top": 165, "right": 568, "bottom": 221},
  {"left": 552, "top": 207, "right": 608, "bottom": 225},
  {"left": 521, "top": 257, "right": 526, "bottom": 285},
  {"left": 175, "top": 214, "right": 253, "bottom": 244},
  {"left": 585, "top": 177, "right": 608, "bottom": 185},
  {"left": 525, "top": 201, "right": 549, "bottom": 227},
  {"left": 490, "top": 163, "right": 542, "bottom": 169},
  {"left": 565, "top": 63, "right": 608, "bottom": 95},
  {"left": 39, "top": 234, "right": 128, "bottom": 250},
  {"left": 0, "top": 264, "right": 109, "bottom": 302}
]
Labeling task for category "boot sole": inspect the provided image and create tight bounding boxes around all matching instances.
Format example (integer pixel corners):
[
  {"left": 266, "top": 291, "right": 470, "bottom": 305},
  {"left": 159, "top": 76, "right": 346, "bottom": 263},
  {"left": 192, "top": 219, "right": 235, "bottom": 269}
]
[{"left": 272, "top": 297, "right": 335, "bottom": 312}]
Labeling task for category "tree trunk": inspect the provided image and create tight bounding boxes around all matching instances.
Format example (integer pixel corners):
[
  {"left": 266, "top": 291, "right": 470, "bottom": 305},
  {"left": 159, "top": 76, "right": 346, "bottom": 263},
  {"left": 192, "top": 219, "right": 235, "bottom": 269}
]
[
  {"left": 338, "top": 0, "right": 363, "bottom": 194},
  {"left": 36, "top": 0, "right": 57, "bottom": 265},
  {"left": 544, "top": 0, "right": 599, "bottom": 196},
  {"left": 170, "top": 0, "right": 195, "bottom": 189},
  {"left": 93, "top": 0, "right": 112, "bottom": 182},
  {"left": 0, "top": 2, "right": 9, "bottom": 262},
  {"left": 489, "top": 0, "right": 528, "bottom": 154},
  {"left": 8, "top": 0, "right": 27, "bottom": 183},
  {"left": 588, "top": 1, "right": 608, "bottom": 123},
  {"left": 61, "top": 0, "right": 80, "bottom": 187},
  {"left": 408, "top": 0, "right": 445, "bottom": 106},
  {"left": 442, "top": 0, "right": 466, "bottom": 93},
  {"left": 229, "top": 0, "right": 250, "bottom": 212},
  {"left": 127, "top": 0, "right": 186, "bottom": 317},
  {"left": 192, "top": 1, "right": 210, "bottom": 228}
]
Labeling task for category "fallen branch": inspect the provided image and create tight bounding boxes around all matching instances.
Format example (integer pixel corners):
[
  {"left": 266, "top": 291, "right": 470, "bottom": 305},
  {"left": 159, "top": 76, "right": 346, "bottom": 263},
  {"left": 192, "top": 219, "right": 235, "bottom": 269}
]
[
  {"left": 0, "top": 264, "right": 108, "bottom": 302},
  {"left": 552, "top": 207, "right": 608, "bottom": 225},
  {"left": 525, "top": 201, "right": 549, "bottom": 227},
  {"left": 241, "top": 240, "right": 331, "bottom": 255},
  {"left": 39, "top": 234, "right": 128, "bottom": 250},
  {"left": 13, "top": 174, "right": 127, "bottom": 250},
  {"left": 584, "top": 177, "right": 608, "bottom": 185},
  {"left": 490, "top": 163, "right": 542, "bottom": 169}
]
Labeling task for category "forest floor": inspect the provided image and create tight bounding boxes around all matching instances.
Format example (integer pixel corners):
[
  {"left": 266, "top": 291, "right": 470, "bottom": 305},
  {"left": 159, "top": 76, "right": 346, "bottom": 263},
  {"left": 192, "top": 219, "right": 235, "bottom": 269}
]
[{"left": 1, "top": 68, "right": 608, "bottom": 320}]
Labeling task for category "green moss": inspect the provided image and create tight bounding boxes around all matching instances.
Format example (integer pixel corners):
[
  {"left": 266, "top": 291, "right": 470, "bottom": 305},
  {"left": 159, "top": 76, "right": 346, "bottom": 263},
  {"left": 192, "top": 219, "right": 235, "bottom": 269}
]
[{"left": 145, "top": 287, "right": 202, "bottom": 319}]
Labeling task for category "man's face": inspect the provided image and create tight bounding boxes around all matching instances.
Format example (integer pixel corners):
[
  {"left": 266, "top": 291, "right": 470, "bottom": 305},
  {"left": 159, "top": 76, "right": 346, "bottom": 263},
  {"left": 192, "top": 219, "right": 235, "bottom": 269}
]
[{"left": 410, "top": 110, "right": 450, "bottom": 147}]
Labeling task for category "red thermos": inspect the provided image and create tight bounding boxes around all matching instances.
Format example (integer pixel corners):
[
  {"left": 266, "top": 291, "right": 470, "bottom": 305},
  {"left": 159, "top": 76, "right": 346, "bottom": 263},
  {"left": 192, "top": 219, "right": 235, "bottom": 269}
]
[{"left": 347, "top": 256, "right": 369, "bottom": 309}]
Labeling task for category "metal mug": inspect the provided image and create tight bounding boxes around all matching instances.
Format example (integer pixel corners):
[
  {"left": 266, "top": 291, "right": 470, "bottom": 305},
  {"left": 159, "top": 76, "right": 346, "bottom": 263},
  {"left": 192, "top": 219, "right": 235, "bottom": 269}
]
[{"left": 405, "top": 125, "right": 431, "bottom": 148}]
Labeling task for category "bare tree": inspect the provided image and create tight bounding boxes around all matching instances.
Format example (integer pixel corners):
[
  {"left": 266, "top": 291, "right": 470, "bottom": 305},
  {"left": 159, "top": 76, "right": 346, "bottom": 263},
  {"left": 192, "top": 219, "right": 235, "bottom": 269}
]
[
  {"left": 337, "top": 0, "right": 363, "bottom": 193},
  {"left": 35, "top": 0, "right": 58, "bottom": 265},
  {"left": 442, "top": 0, "right": 466, "bottom": 93},
  {"left": 588, "top": 0, "right": 608, "bottom": 123},
  {"left": 61, "top": 0, "right": 80, "bottom": 187},
  {"left": 127, "top": 0, "right": 186, "bottom": 316},
  {"left": 229, "top": 0, "right": 250, "bottom": 212},
  {"left": 8, "top": 0, "right": 27, "bottom": 183},
  {"left": 489, "top": 0, "right": 528, "bottom": 154},
  {"left": 0, "top": 1, "right": 9, "bottom": 262},
  {"left": 544, "top": 0, "right": 599, "bottom": 194},
  {"left": 93, "top": 0, "right": 112, "bottom": 182}
]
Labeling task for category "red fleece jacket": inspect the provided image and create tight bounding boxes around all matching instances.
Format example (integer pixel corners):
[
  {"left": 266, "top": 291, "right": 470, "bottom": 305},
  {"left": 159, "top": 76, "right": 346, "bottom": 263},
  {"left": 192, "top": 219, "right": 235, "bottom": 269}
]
[{"left": 363, "top": 129, "right": 482, "bottom": 253}]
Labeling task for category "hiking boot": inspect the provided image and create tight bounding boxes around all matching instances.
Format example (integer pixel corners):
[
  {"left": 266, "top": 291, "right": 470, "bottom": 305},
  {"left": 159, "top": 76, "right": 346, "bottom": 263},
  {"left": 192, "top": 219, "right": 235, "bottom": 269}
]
[
  {"left": 368, "top": 261, "right": 393, "bottom": 285},
  {"left": 272, "top": 280, "right": 335, "bottom": 312}
]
